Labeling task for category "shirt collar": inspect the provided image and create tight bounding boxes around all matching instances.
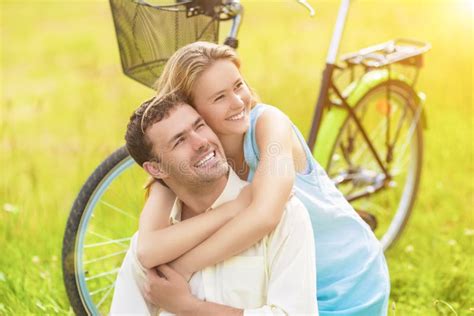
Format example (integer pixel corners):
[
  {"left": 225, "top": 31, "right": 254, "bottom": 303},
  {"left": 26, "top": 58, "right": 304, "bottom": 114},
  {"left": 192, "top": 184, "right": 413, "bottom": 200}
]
[
  {"left": 168, "top": 198, "right": 182, "bottom": 225},
  {"left": 169, "top": 169, "right": 248, "bottom": 224}
]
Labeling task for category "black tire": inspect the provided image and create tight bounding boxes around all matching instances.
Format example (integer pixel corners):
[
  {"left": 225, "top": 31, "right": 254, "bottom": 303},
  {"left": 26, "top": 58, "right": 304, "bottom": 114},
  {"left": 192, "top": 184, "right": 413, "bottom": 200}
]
[
  {"left": 62, "top": 146, "right": 144, "bottom": 315},
  {"left": 326, "top": 80, "right": 423, "bottom": 251}
]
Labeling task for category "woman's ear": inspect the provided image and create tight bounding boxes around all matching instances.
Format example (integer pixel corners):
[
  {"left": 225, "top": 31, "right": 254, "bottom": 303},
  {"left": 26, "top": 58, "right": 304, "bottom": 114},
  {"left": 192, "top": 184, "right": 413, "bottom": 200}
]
[{"left": 143, "top": 160, "right": 168, "bottom": 179}]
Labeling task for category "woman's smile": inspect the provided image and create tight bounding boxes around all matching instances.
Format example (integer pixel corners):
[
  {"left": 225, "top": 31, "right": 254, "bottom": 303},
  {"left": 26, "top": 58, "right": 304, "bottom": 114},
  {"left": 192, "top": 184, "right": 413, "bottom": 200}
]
[{"left": 226, "top": 109, "right": 245, "bottom": 121}]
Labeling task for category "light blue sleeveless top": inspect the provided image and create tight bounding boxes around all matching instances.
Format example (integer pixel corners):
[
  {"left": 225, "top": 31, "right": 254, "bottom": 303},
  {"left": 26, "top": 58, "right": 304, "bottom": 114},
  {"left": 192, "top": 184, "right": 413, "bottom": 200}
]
[{"left": 244, "top": 104, "right": 390, "bottom": 315}]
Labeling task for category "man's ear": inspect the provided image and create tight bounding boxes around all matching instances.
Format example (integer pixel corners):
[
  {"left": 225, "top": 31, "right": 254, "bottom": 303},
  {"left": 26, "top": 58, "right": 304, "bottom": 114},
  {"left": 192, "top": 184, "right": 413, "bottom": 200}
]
[{"left": 143, "top": 160, "right": 168, "bottom": 179}]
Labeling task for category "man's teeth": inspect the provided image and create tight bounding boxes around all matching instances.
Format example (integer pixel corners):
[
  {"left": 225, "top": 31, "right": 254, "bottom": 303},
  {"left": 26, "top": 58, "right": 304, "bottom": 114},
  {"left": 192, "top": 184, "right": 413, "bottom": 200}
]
[
  {"left": 195, "top": 151, "right": 216, "bottom": 167},
  {"left": 227, "top": 110, "right": 244, "bottom": 121}
]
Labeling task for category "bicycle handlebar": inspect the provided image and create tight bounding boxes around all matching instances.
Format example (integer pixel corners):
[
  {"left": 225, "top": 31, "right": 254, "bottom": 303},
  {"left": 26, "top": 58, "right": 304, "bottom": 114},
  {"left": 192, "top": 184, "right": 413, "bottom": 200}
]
[
  {"left": 298, "top": 0, "right": 315, "bottom": 16},
  {"left": 222, "top": 0, "right": 315, "bottom": 49}
]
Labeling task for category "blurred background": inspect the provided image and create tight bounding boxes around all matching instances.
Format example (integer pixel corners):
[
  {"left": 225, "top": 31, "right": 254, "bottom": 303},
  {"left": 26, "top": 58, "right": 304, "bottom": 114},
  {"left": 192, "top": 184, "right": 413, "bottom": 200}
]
[{"left": 1, "top": 0, "right": 472, "bottom": 314}]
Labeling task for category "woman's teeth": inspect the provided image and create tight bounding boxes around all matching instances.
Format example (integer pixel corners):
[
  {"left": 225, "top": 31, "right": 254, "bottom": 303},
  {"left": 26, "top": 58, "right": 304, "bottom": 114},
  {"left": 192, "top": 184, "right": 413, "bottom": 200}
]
[
  {"left": 227, "top": 110, "right": 244, "bottom": 121},
  {"left": 195, "top": 151, "right": 216, "bottom": 168}
]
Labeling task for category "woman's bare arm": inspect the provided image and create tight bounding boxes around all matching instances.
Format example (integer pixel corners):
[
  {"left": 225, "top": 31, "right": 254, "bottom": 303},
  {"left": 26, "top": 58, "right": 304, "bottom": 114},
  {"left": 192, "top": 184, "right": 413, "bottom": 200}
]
[
  {"left": 170, "top": 109, "right": 295, "bottom": 277},
  {"left": 137, "top": 181, "right": 251, "bottom": 269}
]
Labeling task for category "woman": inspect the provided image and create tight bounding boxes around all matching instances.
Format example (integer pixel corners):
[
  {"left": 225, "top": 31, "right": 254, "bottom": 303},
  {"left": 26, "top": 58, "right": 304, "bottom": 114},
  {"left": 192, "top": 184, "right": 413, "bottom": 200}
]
[{"left": 137, "top": 41, "right": 390, "bottom": 315}]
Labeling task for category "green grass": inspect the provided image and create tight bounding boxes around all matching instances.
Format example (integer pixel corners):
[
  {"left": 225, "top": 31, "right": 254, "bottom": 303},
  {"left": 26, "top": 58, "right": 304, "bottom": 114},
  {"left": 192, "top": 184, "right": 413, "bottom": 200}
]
[{"left": 1, "top": 0, "right": 473, "bottom": 314}]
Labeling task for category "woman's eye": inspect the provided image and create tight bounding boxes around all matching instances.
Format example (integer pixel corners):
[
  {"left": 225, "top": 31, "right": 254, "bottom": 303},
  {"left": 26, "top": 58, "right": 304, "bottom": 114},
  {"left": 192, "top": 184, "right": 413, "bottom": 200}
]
[{"left": 214, "top": 95, "right": 224, "bottom": 102}]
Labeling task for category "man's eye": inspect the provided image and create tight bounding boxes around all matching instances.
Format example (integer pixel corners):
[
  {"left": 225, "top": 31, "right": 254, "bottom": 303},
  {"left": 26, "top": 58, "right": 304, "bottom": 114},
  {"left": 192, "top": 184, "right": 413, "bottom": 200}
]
[
  {"left": 196, "top": 123, "right": 205, "bottom": 130},
  {"left": 174, "top": 138, "right": 184, "bottom": 147}
]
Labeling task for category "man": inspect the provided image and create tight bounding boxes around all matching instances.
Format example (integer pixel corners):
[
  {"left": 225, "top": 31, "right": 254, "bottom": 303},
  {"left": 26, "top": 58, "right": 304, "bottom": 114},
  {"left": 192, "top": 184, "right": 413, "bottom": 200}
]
[{"left": 111, "top": 95, "right": 318, "bottom": 315}]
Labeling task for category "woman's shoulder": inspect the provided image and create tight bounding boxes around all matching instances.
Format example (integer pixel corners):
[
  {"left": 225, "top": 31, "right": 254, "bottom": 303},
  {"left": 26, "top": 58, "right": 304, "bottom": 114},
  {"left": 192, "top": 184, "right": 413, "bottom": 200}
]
[
  {"left": 252, "top": 103, "right": 290, "bottom": 123},
  {"left": 253, "top": 103, "right": 284, "bottom": 114},
  {"left": 244, "top": 103, "right": 290, "bottom": 161},
  {"left": 253, "top": 103, "right": 292, "bottom": 132}
]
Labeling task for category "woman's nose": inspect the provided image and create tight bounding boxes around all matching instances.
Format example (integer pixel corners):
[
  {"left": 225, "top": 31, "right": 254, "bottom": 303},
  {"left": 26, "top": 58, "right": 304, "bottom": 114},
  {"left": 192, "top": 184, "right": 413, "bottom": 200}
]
[{"left": 230, "top": 92, "right": 244, "bottom": 109}]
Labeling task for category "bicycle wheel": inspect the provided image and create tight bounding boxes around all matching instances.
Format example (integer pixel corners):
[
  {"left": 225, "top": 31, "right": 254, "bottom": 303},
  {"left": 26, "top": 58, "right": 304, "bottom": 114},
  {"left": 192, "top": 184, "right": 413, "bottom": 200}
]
[
  {"left": 326, "top": 80, "right": 423, "bottom": 250},
  {"left": 62, "top": 146, "right": 146, "bottom": 315}
]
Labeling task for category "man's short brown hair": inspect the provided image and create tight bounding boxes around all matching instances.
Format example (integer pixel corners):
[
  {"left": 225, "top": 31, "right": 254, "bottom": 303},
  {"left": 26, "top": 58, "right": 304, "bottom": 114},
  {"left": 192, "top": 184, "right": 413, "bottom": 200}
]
[{"left": 125, "top": 94, "right": 184, "bottom": 167}]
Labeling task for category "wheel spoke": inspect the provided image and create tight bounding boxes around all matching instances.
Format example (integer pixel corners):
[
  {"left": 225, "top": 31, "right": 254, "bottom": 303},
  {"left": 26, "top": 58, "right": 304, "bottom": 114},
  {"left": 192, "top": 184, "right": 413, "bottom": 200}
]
[
  {"left": 85, "top": 268, "right": 120, "bottom": 281},
  {"left": 398, "top": 105, "right": 422, "bottom": 161},
  {"left": 392, "top": 146, "right": 411, "bottom": 176},
  {"left": 96, "top": 282, "right": 116, "bottom": 308},
  {"left": 390, "top": 102, "right": 408, "bottom": 148},
  {"left": 101, "top": 200, "right": 138, "bottom": 220},
  {"left": 90, "top": 284, "right": 115, "bottom": 296},
  {"left": 84, "top": 236, "right": 131, "bottom": 249},
  {"left": 395, "top": 129, "right": 413, "bottom": 169},
  {"left": 83, "top": 249, "right": 128, "bottom": 265}
]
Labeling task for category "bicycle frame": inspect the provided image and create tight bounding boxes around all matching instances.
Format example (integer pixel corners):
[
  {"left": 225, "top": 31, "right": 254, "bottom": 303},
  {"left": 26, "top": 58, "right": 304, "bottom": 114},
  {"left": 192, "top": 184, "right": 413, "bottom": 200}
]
[
  {"left": 307, "top": 0, "right": 351, "bottom": 152},
  {"left": 281, "top": 0, "right": 396, "bottom": 187},
  {"left": 301, "top": 0, "right": 428, "bottom": 201},
  {"left": 224, "top": 0, "right": 428, "bottom": 202}
]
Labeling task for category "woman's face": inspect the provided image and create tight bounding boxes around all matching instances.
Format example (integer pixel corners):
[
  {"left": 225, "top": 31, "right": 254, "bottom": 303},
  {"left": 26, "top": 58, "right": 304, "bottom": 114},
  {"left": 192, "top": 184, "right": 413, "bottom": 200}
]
[{"left": 191, "top": 59, "right": 252, "bottom": 137}]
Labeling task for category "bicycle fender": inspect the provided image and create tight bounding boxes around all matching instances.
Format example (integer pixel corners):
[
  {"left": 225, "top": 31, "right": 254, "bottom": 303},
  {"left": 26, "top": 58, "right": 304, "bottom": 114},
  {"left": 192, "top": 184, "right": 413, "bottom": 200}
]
[{"left": 313, "top": 69, "right": 426, "bottom": 168}]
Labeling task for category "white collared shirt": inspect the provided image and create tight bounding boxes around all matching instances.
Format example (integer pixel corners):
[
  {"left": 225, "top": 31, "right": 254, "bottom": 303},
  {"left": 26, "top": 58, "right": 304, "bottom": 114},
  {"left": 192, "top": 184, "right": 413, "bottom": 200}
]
[{"left": 111, "top": 170, "right": 318, "bottom": 315}]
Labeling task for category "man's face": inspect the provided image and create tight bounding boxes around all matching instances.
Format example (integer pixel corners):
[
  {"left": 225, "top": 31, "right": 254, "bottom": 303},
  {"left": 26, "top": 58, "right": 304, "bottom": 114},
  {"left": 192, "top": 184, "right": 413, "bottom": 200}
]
[{"left": 146, "top": 104, "right": 228, "bottom": 186}]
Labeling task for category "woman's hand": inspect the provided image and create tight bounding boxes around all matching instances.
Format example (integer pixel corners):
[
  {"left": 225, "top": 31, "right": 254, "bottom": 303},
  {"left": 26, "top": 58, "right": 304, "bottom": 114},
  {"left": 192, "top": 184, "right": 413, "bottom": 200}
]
[
  {"left": 143, "top": 264, "right": 198, "bottom": 314},
  {"left": 143, "top": 265, "right": 243, "bottom": 316}
]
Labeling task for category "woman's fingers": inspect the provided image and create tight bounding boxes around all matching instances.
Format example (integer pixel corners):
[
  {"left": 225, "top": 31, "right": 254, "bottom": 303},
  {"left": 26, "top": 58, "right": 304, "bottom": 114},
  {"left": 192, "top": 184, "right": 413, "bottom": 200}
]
[
  {"left": 144, "top": 268, "right": 168, "bottom": 305},
  {"left": 156, "top": 264, "right": 179, "bottom": 281},
  {"left": 147, "top": 267, "right": 167, "bottom": 284}
]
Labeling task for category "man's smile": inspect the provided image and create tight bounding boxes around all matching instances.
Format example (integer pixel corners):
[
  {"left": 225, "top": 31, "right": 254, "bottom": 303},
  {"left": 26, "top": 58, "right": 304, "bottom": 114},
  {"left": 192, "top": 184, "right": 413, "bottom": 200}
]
[{"left": 194, "top": 150, "right": 217, "bottom": 168}]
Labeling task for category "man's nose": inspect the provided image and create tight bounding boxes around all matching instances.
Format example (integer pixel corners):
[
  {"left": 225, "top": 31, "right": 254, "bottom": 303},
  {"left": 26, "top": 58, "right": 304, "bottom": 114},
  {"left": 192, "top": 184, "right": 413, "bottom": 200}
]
[{"left": 190, "top": 132, "right": 209, "bottom": 151}]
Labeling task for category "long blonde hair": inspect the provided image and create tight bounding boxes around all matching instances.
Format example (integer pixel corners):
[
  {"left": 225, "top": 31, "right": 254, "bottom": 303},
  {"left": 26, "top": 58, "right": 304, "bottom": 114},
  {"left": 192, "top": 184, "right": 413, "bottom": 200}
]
[{"left": 153, "top": 41, "right": 258, "bottom": 107}]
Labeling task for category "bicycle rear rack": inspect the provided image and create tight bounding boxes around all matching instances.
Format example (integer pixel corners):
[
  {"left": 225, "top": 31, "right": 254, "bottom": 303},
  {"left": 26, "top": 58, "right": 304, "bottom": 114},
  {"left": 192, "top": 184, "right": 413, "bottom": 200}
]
[{"left": 341, "top": 38, "right": 431, "bottom": 68}]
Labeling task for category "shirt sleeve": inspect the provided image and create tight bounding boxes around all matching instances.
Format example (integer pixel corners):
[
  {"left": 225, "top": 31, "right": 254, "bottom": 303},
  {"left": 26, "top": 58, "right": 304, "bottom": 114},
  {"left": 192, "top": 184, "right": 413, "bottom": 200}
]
[{"left": 243, "top": 196, "right": 318, "bottom": 316}]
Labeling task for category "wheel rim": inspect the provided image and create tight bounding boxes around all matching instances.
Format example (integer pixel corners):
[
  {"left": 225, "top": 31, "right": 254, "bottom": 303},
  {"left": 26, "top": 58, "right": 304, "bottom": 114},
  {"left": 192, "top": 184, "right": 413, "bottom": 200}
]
[
  {"left": 327, "top": 84, "right": 421, "bottom": 250},
  {"left": 75, "top": 156, "right": 145, "bottom": 313}
]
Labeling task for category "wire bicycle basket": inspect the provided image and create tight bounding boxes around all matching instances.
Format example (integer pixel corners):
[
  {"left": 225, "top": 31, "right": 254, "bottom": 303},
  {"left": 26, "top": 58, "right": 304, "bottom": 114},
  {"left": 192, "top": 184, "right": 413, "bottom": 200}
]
[{"left": 109, "top": 0, "right": 222, "bottom": 88}]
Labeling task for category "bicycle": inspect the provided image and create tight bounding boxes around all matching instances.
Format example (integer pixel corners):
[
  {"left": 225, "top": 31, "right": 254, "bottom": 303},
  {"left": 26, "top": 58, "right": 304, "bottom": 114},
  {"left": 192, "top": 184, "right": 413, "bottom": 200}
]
[{"left": 62, "top": 0, "right": 431, "bottom": 314}]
